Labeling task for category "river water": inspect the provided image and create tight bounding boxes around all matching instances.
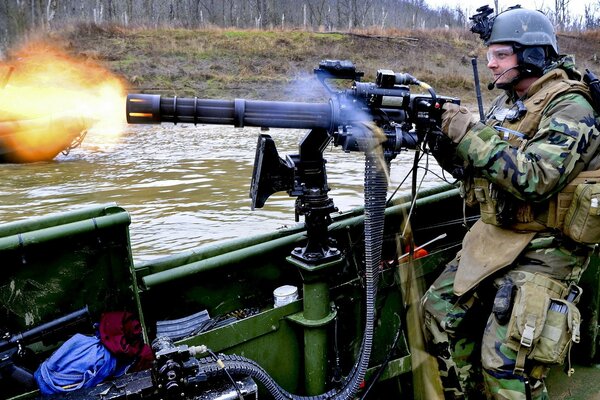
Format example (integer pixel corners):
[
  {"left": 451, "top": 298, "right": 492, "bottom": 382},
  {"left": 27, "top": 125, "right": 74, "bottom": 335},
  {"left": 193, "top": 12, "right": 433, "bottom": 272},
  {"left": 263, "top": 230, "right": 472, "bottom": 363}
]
[{"left": 0, "top": 124, "right": 446, "bottom": 262}]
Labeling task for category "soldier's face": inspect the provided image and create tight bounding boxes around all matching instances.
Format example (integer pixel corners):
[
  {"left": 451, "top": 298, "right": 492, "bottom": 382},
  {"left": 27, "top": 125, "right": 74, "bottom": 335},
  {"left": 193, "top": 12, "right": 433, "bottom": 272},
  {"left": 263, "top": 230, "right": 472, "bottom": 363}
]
[{"left": 486, "top": 44, "right": 519, "bottom": 86}]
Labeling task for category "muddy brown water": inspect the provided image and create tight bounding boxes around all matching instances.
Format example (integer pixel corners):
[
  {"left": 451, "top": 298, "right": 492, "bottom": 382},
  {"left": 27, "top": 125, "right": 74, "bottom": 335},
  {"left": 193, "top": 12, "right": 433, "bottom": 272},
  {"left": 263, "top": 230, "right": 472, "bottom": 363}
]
[{"left": 0, "top": 124, "right": 447, "bottom": 262}]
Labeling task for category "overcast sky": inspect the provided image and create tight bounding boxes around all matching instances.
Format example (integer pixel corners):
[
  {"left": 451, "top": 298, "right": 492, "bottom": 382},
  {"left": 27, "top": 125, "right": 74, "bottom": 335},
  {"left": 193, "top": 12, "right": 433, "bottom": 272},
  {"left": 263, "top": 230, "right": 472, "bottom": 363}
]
[{"left": 425, "top": 0, "right": 592, "bottom": 19}]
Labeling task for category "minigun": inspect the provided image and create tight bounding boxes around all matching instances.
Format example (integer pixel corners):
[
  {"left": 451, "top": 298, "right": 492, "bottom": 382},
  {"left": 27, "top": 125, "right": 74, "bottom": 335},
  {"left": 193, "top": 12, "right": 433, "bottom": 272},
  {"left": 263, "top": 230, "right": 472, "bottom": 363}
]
[
  {"left": 0, "top": 306, "right": 90, "bottom": 390},
  {"left": 127, "top": 60, "right": 459, "bottom": 208}
]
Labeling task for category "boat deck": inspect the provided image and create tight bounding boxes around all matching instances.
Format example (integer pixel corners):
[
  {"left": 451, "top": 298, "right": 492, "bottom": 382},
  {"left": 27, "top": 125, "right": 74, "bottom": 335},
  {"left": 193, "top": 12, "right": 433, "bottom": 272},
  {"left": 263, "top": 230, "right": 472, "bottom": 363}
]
[{"left": 547, "top": 363, "right": 600, "bottom": 399}]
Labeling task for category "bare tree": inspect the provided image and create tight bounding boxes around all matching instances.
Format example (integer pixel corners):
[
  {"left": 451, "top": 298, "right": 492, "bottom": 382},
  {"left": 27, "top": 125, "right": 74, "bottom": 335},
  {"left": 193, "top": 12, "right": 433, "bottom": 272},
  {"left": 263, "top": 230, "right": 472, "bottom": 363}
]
[
  {"left": 555, "top": 0, "right": 570, "bottom": 30},
  {"left": 584, "top": 2, "right": 600, "bottom": 29},
  {"left": 198, "top": 0, "right": 218, "bottom": 25},
  {"left": 306, "top": 0, "right": 328, "bottom": 27},
  {"left": 46, "top": 0, "right": 58, "bottom": 26}
]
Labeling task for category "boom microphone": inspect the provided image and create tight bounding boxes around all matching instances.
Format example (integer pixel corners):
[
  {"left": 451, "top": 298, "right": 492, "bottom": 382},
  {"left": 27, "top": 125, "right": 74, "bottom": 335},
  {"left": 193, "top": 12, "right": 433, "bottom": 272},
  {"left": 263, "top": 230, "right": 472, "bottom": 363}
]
[{"left": 487, "top": 66, "right": 519, "bottom": 90}]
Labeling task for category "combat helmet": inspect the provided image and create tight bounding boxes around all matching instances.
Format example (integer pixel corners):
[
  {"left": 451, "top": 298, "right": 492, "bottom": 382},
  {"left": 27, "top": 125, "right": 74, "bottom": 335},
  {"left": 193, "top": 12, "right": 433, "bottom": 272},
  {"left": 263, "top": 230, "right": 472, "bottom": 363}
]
[{"left": 471, "top": 5, "right": 559, "bottom": 78}]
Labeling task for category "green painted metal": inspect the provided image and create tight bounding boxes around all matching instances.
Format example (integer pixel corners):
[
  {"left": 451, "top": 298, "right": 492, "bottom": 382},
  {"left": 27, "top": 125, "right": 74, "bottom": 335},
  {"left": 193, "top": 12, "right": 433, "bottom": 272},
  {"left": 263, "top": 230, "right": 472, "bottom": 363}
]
[
  {"left": 0, "top": 212, "right": 131, "bottom": 251},
  {"left": 0, "top": 204, "right": 136, "bottom": 334},
  {"left": 141, "top": 232, "right": 307, "bottom": 288},
  {"left": 365, "top": 355, "right": 412, "bottom": 381},
  {"left": 0, "top": 203, "right": 124, "bottom": 238},
  {"left": 180, "top": 300, "right": 305, "bottom": 392},
  {"left": 289, "top": 254, "right": 341, "bottom": 395},
  {"left": 141, "top": 187, "right": 460, "bottom": 288},
  {"left": 300, "top": 278, "right": 331, "bottom": 395},
  {"left": 286, "top": 307, "right": 337, "bottom": 328},
  {"left": 134, "top": 184, "right": 455, "bottom": 277},
  {"left": 181, "top": 300, "right": 303, "bottom": 351},
  {"left": 303, "top": 322, "right": 329, "bottom": 394}
]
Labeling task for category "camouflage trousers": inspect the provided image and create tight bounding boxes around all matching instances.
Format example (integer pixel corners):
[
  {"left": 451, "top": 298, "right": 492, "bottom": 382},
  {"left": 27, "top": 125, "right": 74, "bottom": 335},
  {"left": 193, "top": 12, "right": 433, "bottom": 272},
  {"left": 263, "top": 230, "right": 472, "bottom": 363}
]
[{"left": 421, "top": 236, "right": 591, "bottom": 400}]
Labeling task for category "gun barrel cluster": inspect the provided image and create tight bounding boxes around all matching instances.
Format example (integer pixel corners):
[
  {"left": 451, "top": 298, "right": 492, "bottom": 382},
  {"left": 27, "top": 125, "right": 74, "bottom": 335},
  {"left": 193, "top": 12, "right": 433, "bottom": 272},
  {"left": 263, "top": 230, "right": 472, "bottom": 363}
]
[{"left": 127, "top": 94, "right": 334, "bottom": 131}]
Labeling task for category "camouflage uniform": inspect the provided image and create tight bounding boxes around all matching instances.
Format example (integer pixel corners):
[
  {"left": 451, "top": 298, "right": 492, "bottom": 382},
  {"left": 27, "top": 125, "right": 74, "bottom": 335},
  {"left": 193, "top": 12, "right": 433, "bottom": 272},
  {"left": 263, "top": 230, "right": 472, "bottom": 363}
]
[{"left": 422, "top": 57, "right": 600, "bottom": 400}]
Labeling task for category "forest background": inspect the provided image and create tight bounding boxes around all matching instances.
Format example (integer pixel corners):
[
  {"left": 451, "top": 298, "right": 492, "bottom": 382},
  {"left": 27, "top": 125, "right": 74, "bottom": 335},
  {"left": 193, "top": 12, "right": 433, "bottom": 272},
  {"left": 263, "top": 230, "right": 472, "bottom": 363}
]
[{"left": 3, "top": 0, "right": 600, "bottom": 45}]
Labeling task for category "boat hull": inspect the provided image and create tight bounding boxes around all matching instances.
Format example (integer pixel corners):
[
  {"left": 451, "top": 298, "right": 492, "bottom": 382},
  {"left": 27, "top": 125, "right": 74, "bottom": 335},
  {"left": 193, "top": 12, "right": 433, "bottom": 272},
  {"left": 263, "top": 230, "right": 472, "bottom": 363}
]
[{"left": 0, "top": 115, "right": 87, "bottom": 163}]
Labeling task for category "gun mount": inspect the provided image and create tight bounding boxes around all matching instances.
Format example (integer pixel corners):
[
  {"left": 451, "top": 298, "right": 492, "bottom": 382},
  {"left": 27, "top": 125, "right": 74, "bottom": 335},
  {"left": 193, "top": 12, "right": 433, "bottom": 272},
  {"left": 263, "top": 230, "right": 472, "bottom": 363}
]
[{"left": 127, "top": 61, "right": 459, "bottom": 266}]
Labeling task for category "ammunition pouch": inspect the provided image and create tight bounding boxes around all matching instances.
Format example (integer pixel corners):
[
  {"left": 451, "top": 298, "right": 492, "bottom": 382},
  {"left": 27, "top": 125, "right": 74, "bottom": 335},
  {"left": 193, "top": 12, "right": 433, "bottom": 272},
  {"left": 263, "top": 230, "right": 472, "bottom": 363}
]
[{"left": 505, "top": 273, "right": 581, "bottom": 378}]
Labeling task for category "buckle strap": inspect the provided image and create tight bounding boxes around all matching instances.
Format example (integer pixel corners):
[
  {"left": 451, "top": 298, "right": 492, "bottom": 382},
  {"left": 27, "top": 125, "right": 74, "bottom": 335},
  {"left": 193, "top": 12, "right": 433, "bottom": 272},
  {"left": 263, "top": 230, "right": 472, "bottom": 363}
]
[
  {"left": 514, "top": 345, "right": 529, "bottom": 375},
  {"left": 520, "top": 314, "right": 536, "bottom": 347}
]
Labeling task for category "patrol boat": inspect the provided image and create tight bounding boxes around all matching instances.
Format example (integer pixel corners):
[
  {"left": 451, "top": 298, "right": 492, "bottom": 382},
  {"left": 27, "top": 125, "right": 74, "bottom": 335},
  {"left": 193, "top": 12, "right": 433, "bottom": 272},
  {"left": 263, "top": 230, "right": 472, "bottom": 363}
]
[{"left": 1, "top": 61, "right": 599, "bottom": 399}]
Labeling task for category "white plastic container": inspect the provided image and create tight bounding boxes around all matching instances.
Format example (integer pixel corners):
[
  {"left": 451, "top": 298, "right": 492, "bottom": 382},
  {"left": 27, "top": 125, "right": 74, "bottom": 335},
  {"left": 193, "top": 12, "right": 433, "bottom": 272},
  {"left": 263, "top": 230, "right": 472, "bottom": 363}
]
[{"left": 273, "top": 285, "right": 298, "bottom": 308}]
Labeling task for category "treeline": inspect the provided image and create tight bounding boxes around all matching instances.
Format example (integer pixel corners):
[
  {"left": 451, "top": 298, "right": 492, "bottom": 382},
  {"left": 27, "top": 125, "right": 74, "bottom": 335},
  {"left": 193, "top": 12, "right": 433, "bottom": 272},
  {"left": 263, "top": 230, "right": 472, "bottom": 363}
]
[
  {"left": 1, "top": 0, "right": 600, "bottom": 52},
  {"left": 0, "top": 0, "right": 467, "bottom": 50}
]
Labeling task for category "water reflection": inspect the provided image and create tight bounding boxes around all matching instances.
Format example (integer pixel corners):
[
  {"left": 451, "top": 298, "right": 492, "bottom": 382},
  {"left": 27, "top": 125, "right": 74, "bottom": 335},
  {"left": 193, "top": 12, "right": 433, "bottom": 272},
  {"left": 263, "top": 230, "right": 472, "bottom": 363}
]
[{"left": 0, "top": 125, "right": 447, "bottom": 261}]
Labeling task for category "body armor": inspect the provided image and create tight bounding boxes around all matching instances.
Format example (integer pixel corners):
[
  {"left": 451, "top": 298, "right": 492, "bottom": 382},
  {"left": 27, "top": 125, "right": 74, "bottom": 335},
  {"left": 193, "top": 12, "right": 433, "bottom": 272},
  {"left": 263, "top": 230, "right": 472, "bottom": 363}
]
[{"left": 471, "top": 68, "right": 597, "bottom": 233}]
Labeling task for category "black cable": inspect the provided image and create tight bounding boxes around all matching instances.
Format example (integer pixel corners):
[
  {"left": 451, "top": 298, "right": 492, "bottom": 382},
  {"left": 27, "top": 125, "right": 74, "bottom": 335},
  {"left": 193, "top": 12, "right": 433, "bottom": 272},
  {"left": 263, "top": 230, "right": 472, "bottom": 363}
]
[
  {"left": 207, "top": 348, "right": 244, "bottom": 400},
  {"left": 359, "top": 316, "right": 403, "bottom": 400},
  {"left": 386, "top": 149, "right": 459, "bottom": 208},
  {"left": 386, "top": 150, "right": 426, "bottom": 206}
]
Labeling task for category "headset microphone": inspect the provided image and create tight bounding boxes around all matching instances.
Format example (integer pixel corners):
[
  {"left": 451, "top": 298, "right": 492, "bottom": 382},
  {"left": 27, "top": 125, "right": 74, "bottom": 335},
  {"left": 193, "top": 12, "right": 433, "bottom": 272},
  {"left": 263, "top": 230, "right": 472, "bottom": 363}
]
[{"left": 487, "top": 66, "right": 519, "bottom": 90}]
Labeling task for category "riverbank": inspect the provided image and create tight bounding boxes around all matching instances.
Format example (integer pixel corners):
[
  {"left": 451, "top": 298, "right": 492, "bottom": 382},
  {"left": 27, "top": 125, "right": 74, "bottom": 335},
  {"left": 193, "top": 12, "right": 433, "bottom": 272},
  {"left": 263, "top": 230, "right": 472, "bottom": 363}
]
[{"left": 25, "top": 24, "right": 600, "bottom": 107}]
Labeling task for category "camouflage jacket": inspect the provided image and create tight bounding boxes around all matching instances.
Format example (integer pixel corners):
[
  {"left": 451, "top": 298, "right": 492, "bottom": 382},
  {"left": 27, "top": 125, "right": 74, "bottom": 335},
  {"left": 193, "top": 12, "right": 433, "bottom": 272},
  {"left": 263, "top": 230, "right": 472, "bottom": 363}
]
[{"left": 457, "top": 56, "right": 600, "bottom": 204}]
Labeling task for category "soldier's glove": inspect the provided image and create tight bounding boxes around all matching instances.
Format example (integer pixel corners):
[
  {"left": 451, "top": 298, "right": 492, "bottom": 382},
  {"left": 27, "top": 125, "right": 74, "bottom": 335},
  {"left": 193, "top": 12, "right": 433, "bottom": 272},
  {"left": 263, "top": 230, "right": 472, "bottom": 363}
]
[
  {"left": 426, "top": 129, "right": 464, "bottom": 180},
  {"left": 441, "top": 103, "right": 474, "bottom": 144}
]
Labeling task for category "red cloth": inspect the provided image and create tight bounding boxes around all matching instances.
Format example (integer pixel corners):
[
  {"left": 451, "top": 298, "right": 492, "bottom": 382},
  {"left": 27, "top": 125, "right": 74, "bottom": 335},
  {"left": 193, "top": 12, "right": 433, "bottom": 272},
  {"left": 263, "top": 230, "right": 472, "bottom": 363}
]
[{"left": 99, "top": 311, "right": 154, "bottom": 372}]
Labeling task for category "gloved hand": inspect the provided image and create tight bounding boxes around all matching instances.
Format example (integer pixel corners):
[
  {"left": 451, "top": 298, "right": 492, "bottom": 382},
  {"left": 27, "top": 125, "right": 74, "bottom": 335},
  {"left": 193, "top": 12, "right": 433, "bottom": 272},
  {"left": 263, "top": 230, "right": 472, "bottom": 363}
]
[
  {"left": 426, "top": 129, "right": 464, "bottom": 179},
  {"left": 440, "top": 103, "right": 474, "bottom": 144}
]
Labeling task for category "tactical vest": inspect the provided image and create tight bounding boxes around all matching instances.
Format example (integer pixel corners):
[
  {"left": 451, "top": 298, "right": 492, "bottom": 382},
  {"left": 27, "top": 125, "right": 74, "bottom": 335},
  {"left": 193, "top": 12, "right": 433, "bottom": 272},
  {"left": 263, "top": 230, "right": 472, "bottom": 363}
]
[{"left": 471, "top": 68, "right": 600, "bottom": 235}]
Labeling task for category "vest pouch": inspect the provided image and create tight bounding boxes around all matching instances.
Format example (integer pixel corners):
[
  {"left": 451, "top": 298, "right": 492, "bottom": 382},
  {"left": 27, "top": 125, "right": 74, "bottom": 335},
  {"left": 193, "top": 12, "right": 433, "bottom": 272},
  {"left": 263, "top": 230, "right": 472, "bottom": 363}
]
[
  {"left": 529, "top": 299, "right": 581, "bottom": 365},
  {"left": 563, "top": 182, "right": 600, "bottom": 244},
  {"left": 473, "top": 177, "right": 502, "bottom": 226},
  {"left": 506, "top": 279, "right": 552, "bottom": 351},
  {"left": 459, "top": 179, "right": 478, "bottom": 208}
]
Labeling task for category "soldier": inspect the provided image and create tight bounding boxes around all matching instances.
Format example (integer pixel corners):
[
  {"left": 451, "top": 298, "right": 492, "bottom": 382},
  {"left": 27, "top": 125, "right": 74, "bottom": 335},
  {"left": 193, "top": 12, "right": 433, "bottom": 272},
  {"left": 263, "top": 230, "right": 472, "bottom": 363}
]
[{"left": 422, "top": 5, "right": 600, "bottom": 400}]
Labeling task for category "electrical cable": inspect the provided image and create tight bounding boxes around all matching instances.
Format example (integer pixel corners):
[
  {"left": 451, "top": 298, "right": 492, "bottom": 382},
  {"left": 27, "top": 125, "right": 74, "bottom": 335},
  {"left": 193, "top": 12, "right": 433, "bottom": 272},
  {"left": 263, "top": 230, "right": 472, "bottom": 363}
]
[
  {"left": 206, "top": 348, "right": 244, "bottom": 400},
  {"left": 359, "top": 315, "right": 403, "bottom": 400}
]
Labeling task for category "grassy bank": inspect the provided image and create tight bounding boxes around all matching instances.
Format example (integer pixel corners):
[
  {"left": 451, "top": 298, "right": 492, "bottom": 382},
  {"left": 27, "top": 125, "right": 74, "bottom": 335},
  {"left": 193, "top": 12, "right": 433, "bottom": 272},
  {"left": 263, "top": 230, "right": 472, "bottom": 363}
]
[{"left": 45, "top": 25, "right": 600, "bottom": 106}]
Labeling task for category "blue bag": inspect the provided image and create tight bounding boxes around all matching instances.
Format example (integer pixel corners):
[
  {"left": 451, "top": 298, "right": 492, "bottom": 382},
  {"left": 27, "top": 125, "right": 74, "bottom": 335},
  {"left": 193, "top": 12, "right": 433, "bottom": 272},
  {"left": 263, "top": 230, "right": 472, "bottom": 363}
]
[{"left": 34, "top": 333, "right": 121, "bottom": 394}]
